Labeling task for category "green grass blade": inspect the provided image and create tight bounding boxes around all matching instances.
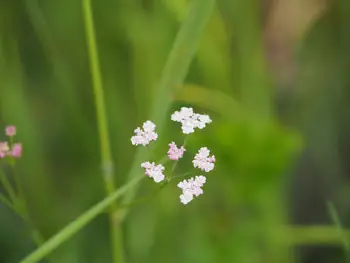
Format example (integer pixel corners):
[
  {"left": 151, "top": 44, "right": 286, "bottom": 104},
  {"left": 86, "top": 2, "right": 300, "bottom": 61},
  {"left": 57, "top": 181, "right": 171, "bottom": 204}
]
[{"left": 81, "top": 0, "right": 124, "bottom": 262}]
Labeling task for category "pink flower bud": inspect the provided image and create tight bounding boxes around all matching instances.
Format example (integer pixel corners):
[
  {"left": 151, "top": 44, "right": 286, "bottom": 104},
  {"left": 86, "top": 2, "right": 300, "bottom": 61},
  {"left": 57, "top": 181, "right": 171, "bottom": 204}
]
[
  {"left": 11, "top": 143, "right": 22, "bottom": 158},
  {"left": 5, "top": 126, "right": 16, "bottom": 137},
  {"left": 167, "top": 142, "right": 186, "bottom": 161}
]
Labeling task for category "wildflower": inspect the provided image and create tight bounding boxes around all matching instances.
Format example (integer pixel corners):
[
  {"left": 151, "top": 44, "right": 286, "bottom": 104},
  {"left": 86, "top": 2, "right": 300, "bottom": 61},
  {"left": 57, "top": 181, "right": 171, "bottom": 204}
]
[
  {"left": 193, "top": 147, "right": 215, "bottom": 172},
  {"left": 167, "top": 142, "right": 186, "bottom": 160},
  {"left": 141, "top": 161, "right": 165, "bottom": 183},
  {"left": 131, "top": 120, "right": 158, "bottom": 146},
  {"left": 178, "top": 175, "right": 206, "bottom": 204},
  {"left": 0, "top": 142, "right": 9, "bottom": 158},
  {"left": 5, "top": 125, "right": 16, "bottom": 137},
  {"left": 11, "top": 143, "right": 22, "bottom": 158},
  {"left": 171, "top": 107, "right": 211, "bottom": 134},
  {"left": 171, "top": 107, "right": 194, "bottom": 122}
]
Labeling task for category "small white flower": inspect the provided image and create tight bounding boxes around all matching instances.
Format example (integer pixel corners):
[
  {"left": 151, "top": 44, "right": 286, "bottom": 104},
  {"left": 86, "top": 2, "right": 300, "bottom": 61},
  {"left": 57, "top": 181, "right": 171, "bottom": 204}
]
[
  {"left": 143, "top": 121, "right": 156, "bottom": 132},
  {"left": 141, "top": 161, "right": 165, "bottom": 183},
  {"left": 178, "top": 176, "right": 207, "bottom": 204},
  {"left": 171, "top": 107, "right": 212, "bottom": 134},
  {"left": 131, "top": 120, "right": 158, "bottom": 146},
  {"left": 193, "top": 147, "right": 215, "bottom": 172},
  {"left": 194, "top": 175, "right": 206, "bottom": 185},
  {"left": 181, "top": 120, "right": 196, "bottom": 134},
  {"left": 198, "top": 114, "right": 212, "bottom": 128},
  {"left": 180, "top": 191, "right": 194, "bottom": 205}
]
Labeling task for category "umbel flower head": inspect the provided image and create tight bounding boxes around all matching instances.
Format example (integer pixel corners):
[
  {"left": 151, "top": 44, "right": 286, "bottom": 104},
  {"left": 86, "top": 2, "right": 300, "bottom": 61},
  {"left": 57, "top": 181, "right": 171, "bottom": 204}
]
[
  {"left": 141, "top": 162, "right": 165, "bottom": 183},
  {"left": 171, "top": 107, "right": 212, "bottom": 134},
  {"left": 178, "top": 176, "right": 206, "bottom": 205},
  {"left": 131, "top": 121, "right": 158, "bottom": 146},
  {"left": 193, "top": 147, "right": 215, "bottom": 172},
  {"left": 0, "top": 126, "right": 22, "bottom": 159},
  {"left": 131, "top": 107, "right": 215, "bottom": 205}
]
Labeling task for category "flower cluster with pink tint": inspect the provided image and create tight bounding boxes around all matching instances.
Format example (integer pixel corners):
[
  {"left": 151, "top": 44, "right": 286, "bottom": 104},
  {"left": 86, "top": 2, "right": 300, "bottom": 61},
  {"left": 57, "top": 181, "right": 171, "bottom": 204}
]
[
  {"left": 193, "top": 147, "right": 215, "bottom": 172},
  {"left": 131, "top": 107, "right": 215, "bottom": 205},
  {"left": 131, "top": 121, "right": 158, "bottom": 146},
  {"left": 167, "top": 142, "right": 186, "bottom": 161},
  {"left": 141, "top": 162, "right": 165, "bottom": 183},
  {"left": 0, "top": 126, "right": 22, "bottom": 159},
  {"left": 178, "top": 176, "right": 206, "bottom": 205}
]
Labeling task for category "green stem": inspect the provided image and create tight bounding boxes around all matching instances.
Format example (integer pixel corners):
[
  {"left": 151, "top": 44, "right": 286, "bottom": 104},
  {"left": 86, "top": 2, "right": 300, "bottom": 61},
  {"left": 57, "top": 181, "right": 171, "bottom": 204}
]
[
  {"left": 21, "top": 211, "right": 45, "bottom": 247},
  {"left": 327, "top": 201, "right": 350, "bottom": 263},
  {"left": 81, "top": 0, "right": 123, "bottom": 262},
  {"left": 0, "top": 170, "right": 16, "bottom": 203},
  {"left": 20, "top": 175, "right": 144, "bottom": 263},
  {"left": 284, "top": 226, "right": 350, "bottom": 245},
  {"left": 169, "top": 173, "right": 193, "bottom": 181},
  {"left": 0, "top": 193, "right": 15, "bottom": 211},
  {"left": 121, "top": 0, "right": 216, "bottom": 219},
  {"left": 9, "top": 162, "right": 45, "bottom": 248},
  {"left": 120, "top": 182, "right": 168, "bottom": 209}
]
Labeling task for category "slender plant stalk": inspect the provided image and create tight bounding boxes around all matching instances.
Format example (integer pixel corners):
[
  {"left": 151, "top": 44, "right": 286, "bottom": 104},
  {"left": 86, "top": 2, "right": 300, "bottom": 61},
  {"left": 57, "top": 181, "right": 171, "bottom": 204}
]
[
  {"left": 0, "top": 193, "right": 14, "bottom": 210},
  {"left": 81, "top": 0, "right": 123, "bottom": 262},
  {"left": 284, "top": 226, "right": 350, "bottom": 245},
  {"left": 120, "top": 0, "right": 216, "bottom": 220},
  {"left": 0, "top": 167, "right": 45, "bottom": 247},
  {"left": 327, "top": 201, "right": 350, "bottom": 263},
  {"left": 0, "top": 170, "right": 16, "bottom": 202},
  {"left": 19, "top": 175, "right": 144, "bottom": 263}
]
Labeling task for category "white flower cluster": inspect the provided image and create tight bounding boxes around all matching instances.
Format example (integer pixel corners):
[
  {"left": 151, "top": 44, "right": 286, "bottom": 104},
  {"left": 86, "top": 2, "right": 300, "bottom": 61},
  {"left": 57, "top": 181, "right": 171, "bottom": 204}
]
[
  {"left": 131, "top": 107, "right": 215, "bottom": 205},
  {"left": 178, "top": 176, "right": 206, "bottom": 205},
  {"left": 141, "top": 162, "right": 165, "bottom": 183},
  {"left": 193, "top": 147, "right": 215, "bottom": 172},
  {"left": 131, "top": 121, "right": 158, "bottom": 146},
  {"left": 171, "top": 107, "right": 212, "bottom": 134}
]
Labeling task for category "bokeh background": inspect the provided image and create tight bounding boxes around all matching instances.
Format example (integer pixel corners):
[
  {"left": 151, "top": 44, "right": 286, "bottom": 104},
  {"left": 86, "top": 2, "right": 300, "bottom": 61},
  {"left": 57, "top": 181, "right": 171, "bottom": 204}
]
[{"left": 1, "top": 0, "right": 350, "bottom": 262}]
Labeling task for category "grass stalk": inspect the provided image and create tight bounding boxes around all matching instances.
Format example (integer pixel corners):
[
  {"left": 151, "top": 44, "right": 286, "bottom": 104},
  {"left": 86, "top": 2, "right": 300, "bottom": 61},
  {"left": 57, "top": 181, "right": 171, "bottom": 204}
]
[{"left": 81, "top": 0, "right": 123, "bottom": 262}]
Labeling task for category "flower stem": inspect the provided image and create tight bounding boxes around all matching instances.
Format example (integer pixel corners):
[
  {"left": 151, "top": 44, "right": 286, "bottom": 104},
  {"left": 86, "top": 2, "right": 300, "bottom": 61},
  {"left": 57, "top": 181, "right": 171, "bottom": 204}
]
[
  {"left": 327, "top": 201, "right": 350, "bottom": 263},
  {"left": 0, "top": 165, "right": 45, "bottom": 248},
  {"left": 0, "top": 193, "right": 14, "bottom": 211},
  {"left": 120, "top": 182, "right": 168, "bottom": 209},
  {"left": 81, "top": 0, "right": 123, "bottom": 262},
  {"left": 19, "top": 175, "right": 144, "bottom": 263},
  {"left": 0, "top": 170, "right": 16, "bottom": 202}
]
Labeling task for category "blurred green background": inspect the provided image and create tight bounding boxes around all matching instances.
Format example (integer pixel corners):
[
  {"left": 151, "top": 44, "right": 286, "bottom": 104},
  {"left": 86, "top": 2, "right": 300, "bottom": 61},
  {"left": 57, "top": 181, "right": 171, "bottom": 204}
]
[{"left": 2, "top": 0, "right": 350, "bottom": 262}]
